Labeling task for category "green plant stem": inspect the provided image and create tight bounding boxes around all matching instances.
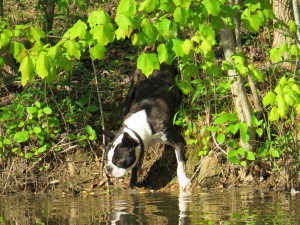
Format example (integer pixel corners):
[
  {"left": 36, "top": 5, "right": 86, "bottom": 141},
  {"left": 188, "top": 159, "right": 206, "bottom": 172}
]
[{"left": 90, "top": 50, "right": 106, "bottom": 145}]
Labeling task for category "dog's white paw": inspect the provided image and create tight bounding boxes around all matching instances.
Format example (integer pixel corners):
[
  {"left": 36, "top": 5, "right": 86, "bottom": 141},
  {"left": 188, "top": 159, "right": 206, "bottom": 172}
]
[{"left": 179, "top": 176, "right": 191, "bottom": 191}]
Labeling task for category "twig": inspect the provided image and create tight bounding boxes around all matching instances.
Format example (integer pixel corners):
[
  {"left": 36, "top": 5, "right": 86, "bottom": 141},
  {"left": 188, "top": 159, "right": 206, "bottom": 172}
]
[
  {"left": 49, "top": 87, "right": 69, "bottom": 131},
  {"left": 57, "top": 145, "right": 78, "bottom": 153},
  {"left": 212, "top": 132, "right": 228, "bottom": 155},
  {"left": 259, "top": 60, "right": 295, "bottom": 70},
  {"left": 90, "top": 46, "right": 106, "bottom": 145}
]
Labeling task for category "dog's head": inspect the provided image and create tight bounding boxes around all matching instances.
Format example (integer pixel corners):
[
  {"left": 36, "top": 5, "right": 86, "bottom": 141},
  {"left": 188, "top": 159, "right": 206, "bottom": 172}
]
[{"left": 106, "top": 132, "right": 141, "bottom": 177}]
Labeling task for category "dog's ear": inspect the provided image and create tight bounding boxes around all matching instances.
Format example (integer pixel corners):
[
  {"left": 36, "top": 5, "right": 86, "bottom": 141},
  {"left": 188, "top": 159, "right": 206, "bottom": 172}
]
[{"left": 121, "top": 132, "right": 139, "bottom": 148}]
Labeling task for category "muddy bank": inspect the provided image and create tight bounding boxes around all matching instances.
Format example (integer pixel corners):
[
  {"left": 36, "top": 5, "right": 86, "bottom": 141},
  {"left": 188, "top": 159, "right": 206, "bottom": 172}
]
[{"left": 1, "top": 141, "right": 299, "bottom": 195}]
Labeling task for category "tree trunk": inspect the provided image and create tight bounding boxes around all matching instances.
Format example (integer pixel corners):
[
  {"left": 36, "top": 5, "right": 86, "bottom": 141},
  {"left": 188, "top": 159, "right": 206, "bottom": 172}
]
[
  {"left": 272, "top": 0, "right": 293, "bottom": 69},
  {"left": 0, "top": 0, "right": 3, "bottom": 17},
  {"left": 292, "top": 0, "right": 300, "bottom": 47},
  {"left": 220, "top": 24, "right": 255, "bottom": 151},
  {"left": 42, "top": 0, "right": 56, "bottom": 34},
  {"left": 231, "top": 0, "right": 263, "bottom": 113}
]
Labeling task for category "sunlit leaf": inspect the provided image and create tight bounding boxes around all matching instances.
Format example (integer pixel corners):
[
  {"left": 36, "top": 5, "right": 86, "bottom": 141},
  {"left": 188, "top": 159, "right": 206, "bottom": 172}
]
[
  {"left": 227, "top": 150, "right": 239, "bottom": 164},
  {"left": 14, "top": 131, "right": 29, "bottom": 143},
  {"left": 202, "top": 0, "right": 220, "bottom": 16},
  {"left": 137, "top": 53, "right": 160, "bottom": 76},
  {"left": 263, "top": 91, "right": 276, "bottom": 106},
  {"left": 268, "top": 107, "right": 279, "bottom": 121},
  {"left": 157, "top": 44, "right": 172, "bottom": 64},
  {"left": 89, "top": 44, "right": 106, "bottom": 60},
  {"left": 19, "top": 55, "right": 34, "bottom": 85},
  {"left": 36, "top": 53, "right": 50, "bottom": 79}
]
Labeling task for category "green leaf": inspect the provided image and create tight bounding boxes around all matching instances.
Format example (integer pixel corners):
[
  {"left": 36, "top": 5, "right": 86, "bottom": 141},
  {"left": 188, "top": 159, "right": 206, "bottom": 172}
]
[
  {"left": 211, "top": 16, "right": 225, "bottom": 31},
  {"left": 295, "top": 104, "right": 300, "bottom": 115},
  {"left": 43, "top": 107, "right": 52, "bottom": 115},
  {"left": 174, "top": 7, "right": 189, "bottom": 26},
  {"left": 245, "top": 151, "right": 255, "bottom": 160},
  {"left": 89, "top": 44, "right": 106, "bottom": 60},
  {"left": 33, "top": 126, "right": 42, "bottom": 134},
  {"left": 271, "top": 148, "right": 280, "bottom": 157},
  {"left": 200, "top": 62, "right": 222, "bottom": 77},
  {"left": 3, "top": 139, "right": 11, "bottom": 145},
  {"left": 227, "top": 150, "right": 239, "bottom": 164},
  {"left": 14, "top": 131, "right": 29, "bottom": 143},
  {"left": 276, "top": 94, "right": 288, "bottom": 117},
  {"left": 157, "top": 44, "right": 172, "bottom": 64},
  {"left": 263, "top": 91, "right": 276, "bottom": 106},
  {"left": 178, "top": 81, "right": 193, "bottom": 95},
  {"left": 268, "top": 107, "right": 279, "bottom": 121},
  {"left": 115, "top": 13, "right": 135, "bottom": 31},
  {"left": 173, "top": 0, "right": 191, "bottom": 8},
  {"left": 172, "top": 38, "right": 184, "bottom": 57},
  {"left": 222, "top": 60, "right": 234, "bottom": 71},
  {"left": 156, "top": 19, "right": 178, "bottom": 40},
  {"left": 37, "top": 145, "right": 47, "bottom": 154},
  {"left": 28, "top": 27, "right": 45, "bottom": 42},
  {"left": 86, "top": 105, "right": 99, "bottom": 112},
  {"left": 140, "top": 21, "right": 158, "bottom": 46},
  {"left": 284, "top": 93, "right": 295, "bottom": 107},
  {"left": 67, "top": 134, "right": 77, "bottom": 140},
  {"left": 25, "top": 152, "right": 34, "bottom": 159},
  {"left": 290, "top": 44, "right": 300, "bottom": 57},
  {"left": 226, "top": 122, "right": 239, "bottom": 134},
  {"left": 241, "top": 8, "right": 264, "bottom": 33},
  {"left": 239, "top": 122, "right": 249, "bottom": 144},
  {"left": 279, "top": 76, "right": 288, "bottom": 85},
  {"left": 85, "top": 125, "right": 94, "bottom": 135},
  {"left": 137, "top": 53, "right": 160, "bottom": 76},
  {"left": 214, "top": 113, "right": 238, "bottom": 124},
  {"left": 33, "top": 101, "right": 40, "bottom": 109},
  {"left": 291, "top": 84, "right": 300, "bottom": 95},
  {"left": 88, "top": 10, "right": 112, "bottom": 28},
  {"left": 90, "top": 25, "right": 114, "bottom": 45},
  {"left": 9, "top": 42, "right": 25, "bottom": 62},
  {"left": 207, "top": 126, "right": 222, "bottom": 132},
  {"left": 19, "top": 55, "right": 34, "bottom": 85},
  {"left": 117, "top": 0, "right": 137, "bottom": 17},
  {"left": 228, "top": 140, "right": 238, "bottom": 148},
  {"left": 182, "top": 39, "right": 193, "bottom": 55},
  {"left": 289, "top": 20, "right": 297, "bottom": 33},
  {"left": 202, "top": 0, "right": 220, "bottom": 16},
  {"left": 68, "top": 20, "right": 87, "bottom": 40},
  {"left": 216, "top": 133, "right": 225, "bottom": 144},
  {"left": 64, "top": 40, "right": 81, "bottom": 59},
  {"left": 27, "top": 106, "right": 37, "bottom": 114},
  {"left": 258, "top": 146, "right": 268, "bottom": 157},
  {"left": 248, "top": 65, "right": 264, "bottom": 82},
  {"left": 139, "top": 0, "right": 158, "bottom": 13},
  {"left": 36, "top": 53, "right": 50, "bottom": 79}
]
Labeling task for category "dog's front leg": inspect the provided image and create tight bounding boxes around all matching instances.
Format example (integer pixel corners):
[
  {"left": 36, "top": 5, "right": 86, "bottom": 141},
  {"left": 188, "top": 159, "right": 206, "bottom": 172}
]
[
  {"left": 174, "top": 142, "right": 191, "bottom": 190},
  {"left": 129, "top": 165, "right": 138, "bottom": 188}
]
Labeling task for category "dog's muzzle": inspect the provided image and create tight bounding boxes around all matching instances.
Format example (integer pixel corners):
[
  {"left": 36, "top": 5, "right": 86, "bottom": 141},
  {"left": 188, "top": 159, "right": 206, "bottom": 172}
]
[{"left": 106, "top": 163, "right": 128, "bottom": 178}]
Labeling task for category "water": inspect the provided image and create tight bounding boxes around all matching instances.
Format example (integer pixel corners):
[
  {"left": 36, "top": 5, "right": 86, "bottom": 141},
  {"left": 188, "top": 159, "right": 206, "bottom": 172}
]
[{"left": 1, "top": 188, "right": 300, "bottom": 224}]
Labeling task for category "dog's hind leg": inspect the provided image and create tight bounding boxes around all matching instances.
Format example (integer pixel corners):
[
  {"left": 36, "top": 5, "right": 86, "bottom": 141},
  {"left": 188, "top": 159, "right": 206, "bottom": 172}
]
[
  {"left": 174, "top": 141, "right": 191, "bottom": 190},
  {"left": 122, "top": 70, "right": 147, "bottom": 118}
]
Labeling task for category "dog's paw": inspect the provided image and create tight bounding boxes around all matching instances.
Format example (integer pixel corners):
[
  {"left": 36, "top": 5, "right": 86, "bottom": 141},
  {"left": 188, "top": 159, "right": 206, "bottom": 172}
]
[{"left": 179, "top": 176, "right": 191, "bottom": 191}]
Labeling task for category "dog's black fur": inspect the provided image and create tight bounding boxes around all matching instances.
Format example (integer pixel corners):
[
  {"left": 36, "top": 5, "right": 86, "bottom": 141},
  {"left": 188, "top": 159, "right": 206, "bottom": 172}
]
[{"left": 106, "top": 62, "right": 190, "bottom": 190}]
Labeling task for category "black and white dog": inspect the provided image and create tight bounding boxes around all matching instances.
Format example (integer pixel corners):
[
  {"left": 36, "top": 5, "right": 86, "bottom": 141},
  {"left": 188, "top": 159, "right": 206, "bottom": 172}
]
[{"left": 106, "top": 62, "right": 190, "bottom": 190}]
